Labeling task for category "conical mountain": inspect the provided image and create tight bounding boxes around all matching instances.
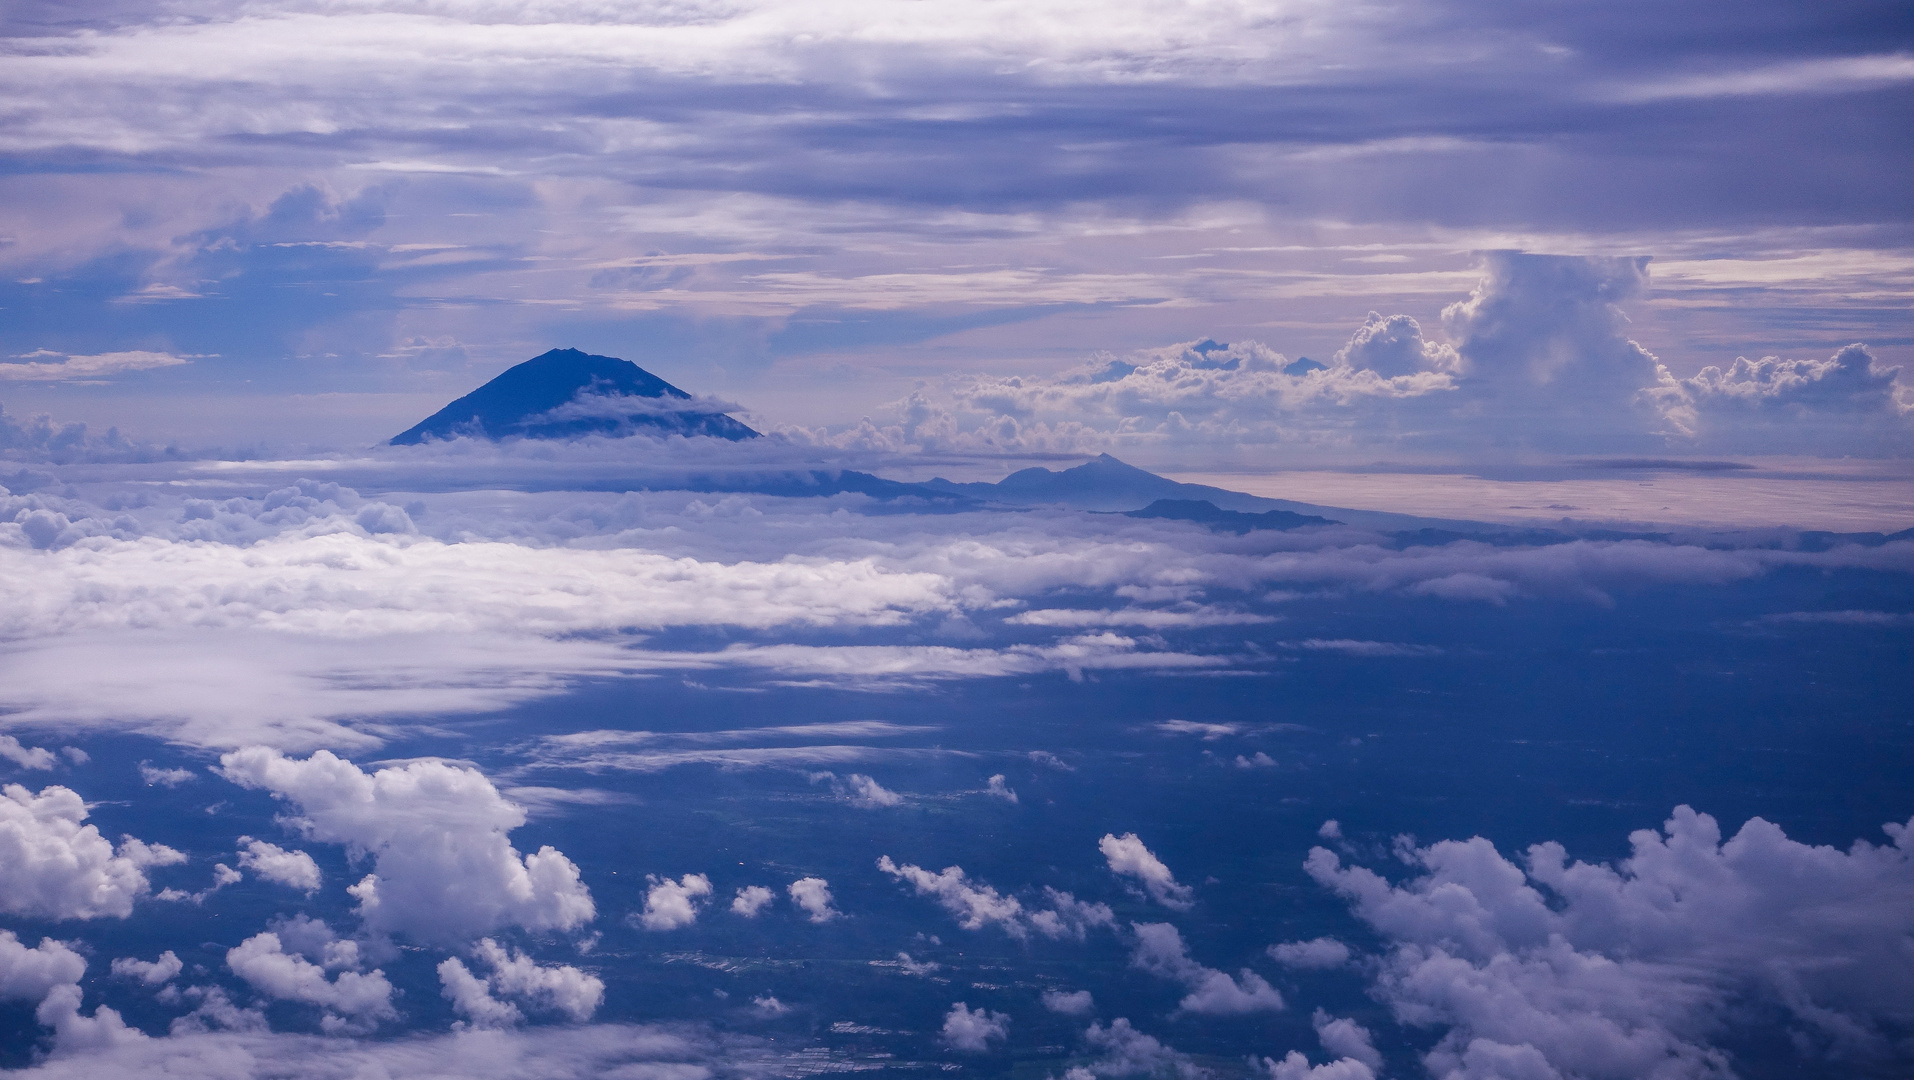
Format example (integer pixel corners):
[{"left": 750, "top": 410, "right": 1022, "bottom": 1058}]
[{"left": 390, "top": 348, "right": 759, "bottom": 445}]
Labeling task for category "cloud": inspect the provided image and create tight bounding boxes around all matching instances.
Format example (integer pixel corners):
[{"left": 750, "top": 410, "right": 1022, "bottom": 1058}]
[
  {"left": 226, "top": 932, "right": 397, "bottom": 1032},
  {"left": 1668, "top": 344, "right": 1912, "bottom": 452},
  {"left": 0, "top": 929, "right": 144, "bottom": 1052},
  {"left": 1311, "top": 1009, "right": 1382, "bottom": 1072},
  {"left": 0, "top": 931, "right": 87, "bottom": 1003},
  {"left": 1256, "top": 1052, "right": 1377, "bottom": 1080},
  {"left": 787, "top": 877, "right": 840, "bottom": 923},
  {"left": 1044, "top": 989, "right": 1095, "bottom": 1015},
  {"left": 4, "top": 1018, "right": 764, "bottom": 1078},
  {"left": 0, "top": 783, "right": 183, "bottom": 919},
  {"left": 863, "top": 253, "right": 1910, "bottom": 458},
  {"left": 985, "top": 774, "right": 1018, "bottom": 802},
  {"left": 1076, "top": 1017, "right": 1203, "bottom": 1079},
  {"left": 1130, "top": 922, "right": 1284, "bottom": 1015},
  {"left": 637, "top": 873, "right": 713, "bottom": 931},
  {"left": 731, "top": 885, "right": 776, "bottom": 917},
  {"left": 1306, "top": 806, "right": 1914, "bottom": 1076},
  {"left": 236, "top": 836, "right": 322, "bottom": 893},
  {"left": 0, "top": 351, "right": 193, "bottom": 382},
  {"left": 877, "top": 856, "right": 1114, "bottom": 941},
  {"left": 0, "top": 734, "right": 56, "bottom": 770},
  {"left": 1335, "top": 311, "right": 1462, "bottom": 377},
  {"left": 842, "top": 773, "right": 904, "bottom": 808},
  {"left": 138, "top": 763, "right": 195, "bottom": 787},
  {"left": 218, "top": 748, "right": 595, "bottom": 944},
  {"left": 1100, "top": 832, "right": 1195, "bottom": 910},
  {"left": 110, "top": 951, "right": 182, "bottom": 986},
  {"left": 940, "top": 1003, "right": 1009, "bottom": 1052},
  {"left": 439, "top": 939, "right": 604, "bottom": 1026},
  {"left": 1267, "top": 938, "right": 1351, "bottom": 970}
]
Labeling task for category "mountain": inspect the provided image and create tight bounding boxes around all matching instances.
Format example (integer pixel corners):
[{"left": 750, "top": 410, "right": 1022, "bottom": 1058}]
[
  {"left": 390, "top": 348, "right": 760, "bottom": 445},
  {"left": 921, "top": 453, "right": 1514, "bottom": 531},
  {"left": 1123, "top": 498, "right": 1336, "bottom": 532}
]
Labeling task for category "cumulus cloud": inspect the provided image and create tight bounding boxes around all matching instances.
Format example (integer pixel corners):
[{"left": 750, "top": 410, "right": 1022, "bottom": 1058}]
[
  {"left": 226, "top": 932, "right": 397, "bottom": 1031},
  {"left": 218, "top": 748, "right": 595, "bottom": 943},
  {"left": 0, "top": 929, "right": 142, "bottom": 1052},
  {"left": 877, "top": 857, "right": 1115, "bottom": 940},
  {"left": 1130, "top": 922, "right": 1284, "bottom": 1015},
  {"left": 842, "top": 773, "right": 904, "bottom": 808},
  {"left": 1100, "top": 832, "right": 1195, "bottom": 909},
  {"left": 138, "top": 763, "right": 195, "bottom": 787},
  {"left": 1668, "top": 344, "right": 1912, "bottom": 452},
  {"left": 1336, "top": 311, "right": 1462, "bottom": 377},
  {"left": 236, "top": 836, "right": 322, "bottom": 893},
  {"left": 1044, "top": 989, "right": 1095, "bottom": 1015},
  {"left": 985, "top": 774, "right": 1018, "bottom": 802},
  {"left": 0, "top": 783, "right": 183, "bottom": 919},
  {"left": 638, "top": 874, "right": 714, "bottom": 931},
  {"left": 1256, "top": 1051, "right": 1377, "bottom": 1080},
  {"left": 110, "top": 951, "right": 183, "bottom": 986},
  {"left": 1267, "top": 937, "right": 1351, "bottom": 970},
  {"left": 1311, "top": 1009, "right": 1383, "bottom": 1072},
  {"left": 787, "top": 877, "right": 840, "bottom": 923},
  {"left": 731, "top": 885, "right": 776, "bottom": 917},
  {"left": 853, "top": 253, "right": 1909, "bottom": 457},
  {"left": 1307, "top": 806, "right": 1914, "bottom": 1076},
  {"left": 0, "top": 734, "right": 56, "bottom": 770},
  {"left": 941, "top": 1002, "right": 1009, "bottom": 1052},
  {"left": 438, "top": 938, "right": 604, "bottom": 1026},
  {"left": 1075, "top": 1017, "right": 1203, "bottom": 1079}
]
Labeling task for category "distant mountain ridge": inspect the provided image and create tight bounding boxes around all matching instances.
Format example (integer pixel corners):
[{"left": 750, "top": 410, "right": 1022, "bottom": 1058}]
[{"left": 391, "top": 348, "right": 759, "bottom": 445}]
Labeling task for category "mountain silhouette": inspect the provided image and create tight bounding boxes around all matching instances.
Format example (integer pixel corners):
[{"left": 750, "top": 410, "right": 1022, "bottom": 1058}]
[{"left": 390, "top": 348, "right": 759, "bottom": 445}]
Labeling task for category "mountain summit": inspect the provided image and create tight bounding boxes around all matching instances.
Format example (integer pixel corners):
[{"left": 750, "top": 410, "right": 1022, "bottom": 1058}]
[{"left": 390, "top": 348, "right": 760, "bottom": 445}]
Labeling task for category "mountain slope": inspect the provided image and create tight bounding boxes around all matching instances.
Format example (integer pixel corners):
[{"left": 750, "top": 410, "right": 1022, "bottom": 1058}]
[{"left": 391, "top": 348, "right": 759, "bottom": 445}]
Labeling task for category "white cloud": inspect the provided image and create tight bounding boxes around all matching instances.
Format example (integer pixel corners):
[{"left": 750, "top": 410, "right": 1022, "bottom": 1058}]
[
  {"left": 218, "top": 748, "right": 595, "bottom": 943},
  {"left": 0, "top": 783, "right": 183, "bottom": 919},
  {"left": 441, "top": 939, "right": 604, "bottom": 1025},
  {"left": 1335, "top": 311, "right": 1462, "bottom": 377},
  {"left": 1267, "top": 937, "right": 1350, "bottom": 970},
  {"left": 940, "top": 1002, "right": 1009, "bottom": 1052},
  {"left": 637, "top": 873, "right": 713, "bottom": 931},
  {"left": 731, "top": 885, "right": 776, "bottom": 917},
  {"left": 439, "top": 956, "right": 523, "bottom": 1028},
  {"left": 1043, "top": 989, "right": 1095, "bottom": 1015},
  {"left": 226, "top": 932, "right": 397, "bottom": 1031},
  {"left": 879, "top": 857, "right": 1027, "bottom": 936},
  {"left": 0, "top": 931, "right": 87, "bottom": 1003},
  {"left": 1077, "top": 1017, "right": 1203, "bottom": 1079},
  {"left": 985, "top": 774, "right": 1018, "bottom": 802},
  {"left": 0, "top": 351, "right": 192, "bottom": 382},
  {"left": 1256, "top": 1052, "right": 1377, "bottom": 1080},
  {"left": 236, "top": 836, "right": 322, "bottom": 893},
  {"left": 843, "top": 773, "right": 903, "bottom": 808},
  {"left": 138, "top": 763, "right": 195, "bottom": 787},
  {"left": 1311, "top": 1009, "right": 1382, "bottom": 1072},
  {"left": 878, "top": 857, "right": 1113, "bottom": 941},
  {"left": 1100, "top": 832, "right": 1195, "bottom": 910},
  {"left": 1306, "top": 806, "right": 1914, "bottom": 1076},
  {"left": 1130, "top": 922, "right": 1284, "bottom": 1015},
  {"left": 0, "top": 734, "right": 55, "bottom": 770},
  {"left": 0, "top": 1020, "right": 766, "bottom": 1078},
  {"left": 788, "top": 877, "right": 840, "bottom": 923},
  {"left": 110, "top": 951, "right": 183, "bottom": 986},
  {"left": 0, "top": 930, "right": 142, "bottom": 1052}
]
